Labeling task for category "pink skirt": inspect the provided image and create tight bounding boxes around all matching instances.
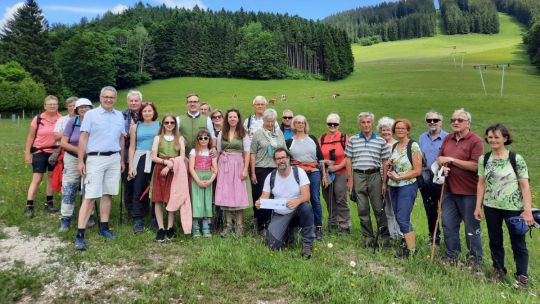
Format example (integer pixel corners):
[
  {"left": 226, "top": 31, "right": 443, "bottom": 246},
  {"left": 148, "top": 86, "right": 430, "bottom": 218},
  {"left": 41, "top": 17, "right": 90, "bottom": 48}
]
[{"left": 215, "top": 152, "right": 250, "bottom": 208}]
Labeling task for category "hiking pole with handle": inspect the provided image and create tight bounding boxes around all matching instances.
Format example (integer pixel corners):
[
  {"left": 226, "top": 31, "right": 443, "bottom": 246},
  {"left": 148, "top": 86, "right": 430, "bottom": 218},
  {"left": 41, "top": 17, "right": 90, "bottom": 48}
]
[{"left": 430, "top": 180, "right": 446, "bottom": 262}]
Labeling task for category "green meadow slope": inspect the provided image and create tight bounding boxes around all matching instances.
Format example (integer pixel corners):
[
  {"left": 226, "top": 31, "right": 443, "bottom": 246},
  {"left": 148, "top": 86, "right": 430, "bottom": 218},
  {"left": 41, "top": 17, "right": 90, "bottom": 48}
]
[{"left": 0, "top": 12, "right": 539, "bottom": 304}]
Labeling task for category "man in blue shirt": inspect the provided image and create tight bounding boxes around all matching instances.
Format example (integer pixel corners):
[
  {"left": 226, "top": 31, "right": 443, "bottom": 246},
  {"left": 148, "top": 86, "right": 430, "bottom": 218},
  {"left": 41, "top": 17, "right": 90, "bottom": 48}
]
[
  {"left": 418, "top": 111, "right": 448, "bottom": 247},
  {"left": 280, "top": 109, "right": 294, "bottom": 140},
  {"left": 74, "top": 86, "right": 126, "bottom": 250}
]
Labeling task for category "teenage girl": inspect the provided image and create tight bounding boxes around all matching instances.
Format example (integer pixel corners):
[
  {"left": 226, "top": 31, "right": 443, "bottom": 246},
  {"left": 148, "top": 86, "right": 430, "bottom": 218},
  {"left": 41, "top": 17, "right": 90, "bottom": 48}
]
[
  {"left": 189, "top": 129, "right": 218, "bottom": 237},
  {"left": 151, "top": 113, "right": 186, "bottom": 242}
]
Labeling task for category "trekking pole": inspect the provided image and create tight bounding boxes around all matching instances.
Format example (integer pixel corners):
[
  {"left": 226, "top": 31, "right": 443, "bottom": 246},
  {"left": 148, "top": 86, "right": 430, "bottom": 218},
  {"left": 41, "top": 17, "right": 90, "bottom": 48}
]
[
  {"left": 119, "top": 176, "right": 124, "bottom": 225},
  {"left": 430, "top": 181, "right": 446, "bottom": 262}
]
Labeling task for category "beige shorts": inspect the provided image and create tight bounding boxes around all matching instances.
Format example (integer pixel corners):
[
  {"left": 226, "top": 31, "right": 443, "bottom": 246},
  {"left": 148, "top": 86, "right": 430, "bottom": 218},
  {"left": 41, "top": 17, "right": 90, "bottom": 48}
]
[{"left": 83, "top": 153, "right": 121, "bottom": 199}]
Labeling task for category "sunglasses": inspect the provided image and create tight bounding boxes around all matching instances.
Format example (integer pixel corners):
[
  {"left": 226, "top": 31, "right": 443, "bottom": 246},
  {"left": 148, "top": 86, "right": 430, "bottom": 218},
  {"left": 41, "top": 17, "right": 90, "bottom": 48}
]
[
  {"left": 327, "top": 123, "right": 339, "bottom": 127},
  {"left": 164, "top": 121, "right": 175, "bottom": 125},
  {"left": 450, "top": 118, "right": 468, "bottom": 123},
  {"left": 282, "top": 116, "right": 293, "bottom": 120},
  {"left": 198, "top": 136, "right": 210, "bottom": 141},
  {"left": 211, "top": 115, "right": 223, "bottom": 119},
  {"left": 426, "top": 118, "right": 440, "bottom": 123}
]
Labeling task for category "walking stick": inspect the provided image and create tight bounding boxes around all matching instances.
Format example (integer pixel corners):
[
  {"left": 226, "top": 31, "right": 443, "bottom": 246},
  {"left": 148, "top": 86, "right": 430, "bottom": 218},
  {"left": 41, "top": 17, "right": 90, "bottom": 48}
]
[
  {"left": 119, "top": 176, "right": 124, "bottom": 225},
  {"left": 430, "top": 181, "right": 446, "bottom": 262}
]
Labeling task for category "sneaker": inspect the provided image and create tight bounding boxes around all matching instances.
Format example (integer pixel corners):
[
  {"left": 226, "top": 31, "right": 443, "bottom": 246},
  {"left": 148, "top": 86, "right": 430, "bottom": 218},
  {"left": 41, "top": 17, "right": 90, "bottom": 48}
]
[
  {"left": 466, "top": 256, "right": 482, "bottom": 269},
  {"left": 315, "top": 226, "right": 323, "bottom": 241},
  {"left": 86, "top": 217, "right": 95, "bottom": 228},
  {"left": 166, "top": 227, "right": 176, "bottom": 240},
  {"left": 24, "top": 206, "right": 34, "bottom": 218},
  {"left": 396, "top": 247, "right": 414, "bottom": 259},
  {"left": 193, "top": 228, "right": 201, "bottom": 238},
  {"left": 45, "top": 202, "right": 58, "bottom": 213},
  {"left": 202, "top": 228, "right": 212, "bottom": 238},
  {"left": 99, "top": 228, "right": 117, "bottom": 240},
  {"left": 156, "top": 229, "right": 166, "bottom": 242},
  {"left": 133, "top": 219, "right": 144, "bottom": 234},
  {"left": 380, "top": 237, "right": 392, "bottom": 248},
  {"left": 74, "top": 237, "right": 87, "bottom": 251},
  {"left": 59, "top": 218, "right": 71, "bottom": 232},
  {"left": 514, "top": 274, "right": 529, "bottom": 288},
  {"left": 301, "top": 244, "right": 313, "bottom": 259},
  {"left": 258, "top": 228, "right": 267, "bottom": 238}
]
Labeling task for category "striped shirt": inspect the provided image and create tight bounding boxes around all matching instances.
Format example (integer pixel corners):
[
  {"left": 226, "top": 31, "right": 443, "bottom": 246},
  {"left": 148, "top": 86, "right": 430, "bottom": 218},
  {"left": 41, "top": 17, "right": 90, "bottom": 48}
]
[{"left": 344, "top": 132, "right": 390, "bottom": 170}]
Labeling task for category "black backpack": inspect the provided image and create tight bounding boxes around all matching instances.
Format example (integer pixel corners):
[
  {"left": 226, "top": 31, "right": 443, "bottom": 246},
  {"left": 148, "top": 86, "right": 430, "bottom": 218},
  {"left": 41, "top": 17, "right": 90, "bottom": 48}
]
[
  {"left": 391, "top": 140, "right": 427, "bottom": 188},
  {"left": 269, "top": 165, "right": 300, "bottom": 198}
]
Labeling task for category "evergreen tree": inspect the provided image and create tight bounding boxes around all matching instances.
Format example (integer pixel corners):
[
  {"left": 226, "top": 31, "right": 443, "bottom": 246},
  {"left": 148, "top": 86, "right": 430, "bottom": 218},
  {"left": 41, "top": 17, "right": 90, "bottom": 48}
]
[{"left": 0, "top": 0, "right": 63, "bottom": 95}]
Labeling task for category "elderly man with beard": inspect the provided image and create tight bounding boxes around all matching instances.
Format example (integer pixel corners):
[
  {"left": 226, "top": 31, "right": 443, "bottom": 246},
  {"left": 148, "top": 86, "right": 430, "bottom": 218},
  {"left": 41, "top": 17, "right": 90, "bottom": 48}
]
[{"left": 255, "top": 148, "right": 314, "bottom": 259}]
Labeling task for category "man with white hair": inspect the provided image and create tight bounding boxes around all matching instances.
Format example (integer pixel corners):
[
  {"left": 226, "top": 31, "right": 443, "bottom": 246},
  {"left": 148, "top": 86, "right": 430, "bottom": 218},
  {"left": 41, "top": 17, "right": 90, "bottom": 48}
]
[
  {"left": 345, "top": 112, "right": 391, "bottom": 248},
  {"left": 437, "top": 108, "right": 484, "bottom": 266},
  {"left": 122, "top": 90, "right": 143, "bottom": 218},
  {"left": 418, "top": 111, "right": 448, "bottom": 247}
]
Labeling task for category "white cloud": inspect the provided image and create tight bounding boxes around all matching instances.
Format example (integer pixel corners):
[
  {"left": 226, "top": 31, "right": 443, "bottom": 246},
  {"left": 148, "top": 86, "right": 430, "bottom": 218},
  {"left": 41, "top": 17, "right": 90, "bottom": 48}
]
[
  {"left": 158, "top": 0, "right": 207, "bottom": 10},
  {"left": 45, "top": 4, "right": 128, "bottom": 15},
  {"left": 111, "top": 4, "right": 128, "bottom": 14},
  {"left": 0, "top": 2, "right": 24, "bottom": 33}
]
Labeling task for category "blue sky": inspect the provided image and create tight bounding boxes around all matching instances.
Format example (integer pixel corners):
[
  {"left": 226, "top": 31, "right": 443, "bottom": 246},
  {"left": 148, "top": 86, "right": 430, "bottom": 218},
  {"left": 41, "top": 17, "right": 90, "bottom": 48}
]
[{"left": 1, "top": 0, "right": 409, "bottom": 29}]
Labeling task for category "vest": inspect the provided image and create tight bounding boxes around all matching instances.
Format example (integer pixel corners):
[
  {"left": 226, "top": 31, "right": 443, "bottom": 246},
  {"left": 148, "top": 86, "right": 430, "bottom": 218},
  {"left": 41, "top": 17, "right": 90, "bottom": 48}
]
[{"left": 178, "top": 113, "right": 208, "bottom": 152}]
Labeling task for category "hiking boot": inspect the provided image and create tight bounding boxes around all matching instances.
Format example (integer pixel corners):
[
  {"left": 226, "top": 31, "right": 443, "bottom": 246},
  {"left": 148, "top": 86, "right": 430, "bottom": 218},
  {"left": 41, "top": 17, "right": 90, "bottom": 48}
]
[
  {"left": 315, "top": 226, "right": 323, "bottom": 241},
  {"left": 156, "top": 229, "right": 166, "bottom": 242},
  {"left": 150, "top": 217, "right": 159, "bottom": 232},
  {"left": 466, "top": 256, "right": 482, "bottom": 270},
  {"left": 202, "top": 227, "right": 212, "bottom": 238},
  {"left": 339, "top": 226, "right": 351, "bottom": 235},
  {"left": 74, "top": 237, "right": 87, "bottom": 251},
  {"left": 59, "top": 218, "right": 71, "bottom": 232},
  {"left": 491, "top": 268, "right": 506, "bottom": 282},
  {"left": 166, "top": 227, "right": 176, "bottom": 240},
  {"left": 99, "top": 228, "right": 117, "bottom": 240},
  {"left": 361, "top": 238, "right": 375, "bottom": 248},
  {"left": 514, "top": 274, "right": 529, "bottom": 288},
  {"left": 301, "top": 244, "right": 313, "bottom": 259},
  {"left": 86, "top": 216, "right": 95, "bottom": 228},
  {"left": 396, "top": 246, "right": 415, "bottom": 259},
  {"left": 45, "top": 202, "right": 58, "bottom": 213},
  {"left": 24, "top": 205, "right": 34, "bottom": 218},
  {"left": 380, "top": 236, "right": 392, "bottom": 248},
  {"left": 258, "top": 228, "right": 268, "bottom": 238},
  {"left": 441, "top": 255, "right": 458, "bottom": 266},
  {"left": 220, "top": 224, "right": 233, "bottom": 237}
]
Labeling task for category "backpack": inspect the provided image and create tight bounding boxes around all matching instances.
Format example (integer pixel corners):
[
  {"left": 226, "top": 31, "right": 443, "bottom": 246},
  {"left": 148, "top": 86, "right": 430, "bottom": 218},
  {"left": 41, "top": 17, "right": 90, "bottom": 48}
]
[
  {"left": 30, "top": 114, "right": 59, "bottom": 153},
  {"left": 67, "top": 116, "right": 81, "bottom": 143},
  {"left": 269, "top": 165, "right": 300, "bottom": 198},
  {"left": 319, "top": 132, "right": 347, "bottom": 150},
  {"left": 391, "top": 140, "right": 426, "bottom": 188},
  {"left": 483, "top": 151, "right": 526, "bottom": 179}
]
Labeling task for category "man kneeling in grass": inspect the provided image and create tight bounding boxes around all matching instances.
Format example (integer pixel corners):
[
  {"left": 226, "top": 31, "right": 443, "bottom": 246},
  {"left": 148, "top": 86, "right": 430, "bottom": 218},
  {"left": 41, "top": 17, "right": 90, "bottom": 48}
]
[{"left": 255, "top": 148, "right": 315, "bottom": 259}]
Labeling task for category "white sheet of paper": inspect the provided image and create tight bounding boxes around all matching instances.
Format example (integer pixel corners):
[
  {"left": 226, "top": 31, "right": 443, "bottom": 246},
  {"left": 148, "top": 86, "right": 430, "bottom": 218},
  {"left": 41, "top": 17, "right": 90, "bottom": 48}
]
[{"left": 259, "top": 198, "right": 288, "bottom": 210}]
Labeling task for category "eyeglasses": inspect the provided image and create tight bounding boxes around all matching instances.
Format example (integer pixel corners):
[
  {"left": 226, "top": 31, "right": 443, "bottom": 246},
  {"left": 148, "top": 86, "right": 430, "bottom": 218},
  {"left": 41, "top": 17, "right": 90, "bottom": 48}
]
[
  {"left": 101, "top": 96, "right": 116, "bottom": 100},
  {"left": 45, "top": 104, "right": 58, "bottom": 107},
  {"left": 211, "top": 115, "right": 223, "bottom": 120},
  {"left": 198, "top": 136, "right": 210, "bottom": 141},
  {"left": 282, "top": 116, "right": 293, "bottom": 120},
  {"left": 450, "top": 118, "right": 468, "bottom": 123},
  {"left": 426, "top": 118, "right": 441, "bottom": 123},
  {"left": 187, "top": 100, "right": 199, "bottom": 104},
  {"left": 327, "top": 123, "right": 339, "bottom": 127},
  {"left": 164, "top": 121, "right": 175, "bottom": 125}
]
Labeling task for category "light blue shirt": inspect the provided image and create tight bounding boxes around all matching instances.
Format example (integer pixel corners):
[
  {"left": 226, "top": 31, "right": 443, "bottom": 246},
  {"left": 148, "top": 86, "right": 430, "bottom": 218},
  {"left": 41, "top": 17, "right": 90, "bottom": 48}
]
[
  {"left": 80, "top": 106, "right": 126, "bottom": 153},
  {"left": 418, "top": 129, "right": 449, "bottom": 167}
]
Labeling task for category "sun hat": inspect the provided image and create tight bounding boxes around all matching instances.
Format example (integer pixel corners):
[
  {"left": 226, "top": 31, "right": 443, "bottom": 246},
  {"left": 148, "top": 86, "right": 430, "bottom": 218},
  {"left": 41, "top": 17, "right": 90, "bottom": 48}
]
[{"left": 74, "top": 98, "right": 93, "bottom": 114}]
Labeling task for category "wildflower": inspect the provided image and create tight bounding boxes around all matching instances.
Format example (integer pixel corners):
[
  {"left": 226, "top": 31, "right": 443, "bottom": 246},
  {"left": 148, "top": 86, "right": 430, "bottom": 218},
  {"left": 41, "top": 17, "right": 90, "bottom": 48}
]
[
  {"left": 350, "top": 261, "right": 356, "bottom": 268},
  {"left": 327, "top": 243, "right": 333, "bottom": 249}
]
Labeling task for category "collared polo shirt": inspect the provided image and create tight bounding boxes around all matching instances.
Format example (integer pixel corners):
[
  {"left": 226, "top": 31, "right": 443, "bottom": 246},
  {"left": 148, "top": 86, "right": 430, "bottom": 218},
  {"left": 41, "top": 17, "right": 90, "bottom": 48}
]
[
  {"left": 438, "top": 131, "right": 484, "bottom": 195},
  {"left": 418, "top": 129, "right": 448, "bottom": 167},
  {"left": 30, "top": 112, "right": 62, "bottom": 153},
  {"left": 80, "top": 106, "right": 125, "bottom": 153},
  {"left": 344, "top": 132, "right": 390, "bottom": 170}
]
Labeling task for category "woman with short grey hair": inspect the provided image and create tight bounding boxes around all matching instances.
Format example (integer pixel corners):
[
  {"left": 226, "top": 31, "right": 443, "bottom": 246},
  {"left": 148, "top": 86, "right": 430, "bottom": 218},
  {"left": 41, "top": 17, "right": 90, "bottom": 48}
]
[
  {"left": 250, "top": 108, "right": 286, "bottom": 235},
  {"left": 377, "top": 116, "right": 401, "bottom": 241},
  {"left": 287, "top": 115, "right": 326, "bottom": 240}
]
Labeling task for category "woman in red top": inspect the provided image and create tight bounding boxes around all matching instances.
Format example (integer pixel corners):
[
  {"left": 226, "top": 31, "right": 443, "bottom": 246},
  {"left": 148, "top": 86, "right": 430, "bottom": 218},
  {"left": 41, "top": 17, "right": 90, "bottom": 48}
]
[
  {"left": 319, "top": 113, "right": 350, "bottom": 234},
  {"left": 24, "top": 95, "right": 62, "bottom": 218}
]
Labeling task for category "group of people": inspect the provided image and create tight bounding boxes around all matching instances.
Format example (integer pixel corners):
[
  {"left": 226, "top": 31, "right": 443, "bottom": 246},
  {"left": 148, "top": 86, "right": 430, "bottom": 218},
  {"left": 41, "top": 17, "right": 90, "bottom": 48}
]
[{"left": 24, "top": 87, "right": 534, "bottom": 286}]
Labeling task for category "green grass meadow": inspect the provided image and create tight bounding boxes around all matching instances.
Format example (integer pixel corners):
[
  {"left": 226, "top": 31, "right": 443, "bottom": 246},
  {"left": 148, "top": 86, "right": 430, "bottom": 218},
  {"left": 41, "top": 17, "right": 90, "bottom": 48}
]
[{"left": 1, "top": 13, "right": 539, "bottom": 303}]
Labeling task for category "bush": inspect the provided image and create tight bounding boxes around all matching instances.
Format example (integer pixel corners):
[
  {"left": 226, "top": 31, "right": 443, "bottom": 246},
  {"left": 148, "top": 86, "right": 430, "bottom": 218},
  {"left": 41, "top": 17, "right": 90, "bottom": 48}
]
[
  {"left": 359, "top": 35, "right": 383, "bottom": 46},
  {"left": 0, "top": 62, "right": 46, "bottom": 112}
]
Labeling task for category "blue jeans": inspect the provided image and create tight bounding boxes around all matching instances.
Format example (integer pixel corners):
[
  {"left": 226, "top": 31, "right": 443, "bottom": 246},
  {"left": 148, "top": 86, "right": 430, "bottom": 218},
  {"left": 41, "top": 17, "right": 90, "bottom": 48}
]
[
  {"left": 389, "top": 182, "right": 418, "bottom": 234},
  {"left": 267, "top": 203, "right": 315, "bottom": 249},
  {"left": 441, "top": 193, "right": 483, "bottom": 259},
  {"left": 308, "top": 171, "right": 322, "bottom": 226}
]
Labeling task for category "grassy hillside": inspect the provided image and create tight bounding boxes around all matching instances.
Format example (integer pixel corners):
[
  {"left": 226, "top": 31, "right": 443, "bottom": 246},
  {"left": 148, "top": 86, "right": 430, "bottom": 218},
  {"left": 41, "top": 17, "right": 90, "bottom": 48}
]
[{"left": 0, "top": 13, "right": 539, "bottom": 303}]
